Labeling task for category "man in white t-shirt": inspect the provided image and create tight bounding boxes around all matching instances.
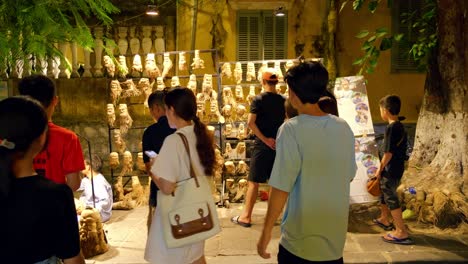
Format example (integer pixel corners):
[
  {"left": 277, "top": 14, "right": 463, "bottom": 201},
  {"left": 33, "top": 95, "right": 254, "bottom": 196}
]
[{"left": 257, "top": 61, "right": 356, "bottom": 263}]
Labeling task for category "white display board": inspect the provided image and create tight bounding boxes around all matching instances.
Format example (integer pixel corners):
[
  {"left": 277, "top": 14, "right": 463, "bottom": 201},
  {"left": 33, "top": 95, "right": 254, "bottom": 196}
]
[
  {"left": 334, "top": 76, "right": 374, "bottom": 136},
  {"left": 334, "top": 76, "right": 378, "bottom": 203},
  {"left": 350, "top": 136, "right": 380, "bottom": 203}
]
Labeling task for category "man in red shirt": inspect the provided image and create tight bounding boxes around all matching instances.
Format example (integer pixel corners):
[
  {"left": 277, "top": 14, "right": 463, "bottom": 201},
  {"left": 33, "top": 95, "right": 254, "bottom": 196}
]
[{"left": 18, "top": 75, "right": 85, "bottom": 191}]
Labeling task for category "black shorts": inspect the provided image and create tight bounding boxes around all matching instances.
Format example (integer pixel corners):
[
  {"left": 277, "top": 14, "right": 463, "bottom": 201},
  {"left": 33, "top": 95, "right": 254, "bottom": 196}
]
[
  {"left": 379, "top": 172, "right": 401, "bottom": 210},
  {"left": 278, "top": 244, "right": 344, "bottom": 264},
  {"left": 248, "top": 142, "right": 276, "bottom": 183}
]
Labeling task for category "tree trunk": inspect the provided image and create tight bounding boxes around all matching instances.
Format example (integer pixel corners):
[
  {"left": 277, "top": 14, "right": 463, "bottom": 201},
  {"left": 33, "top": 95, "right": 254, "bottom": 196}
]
[
  {"left": 326, "top": 0, "right": 338, "bottom": 80},
  {"left": 401, "top": 0, "right": 468, "bottom": 228}
]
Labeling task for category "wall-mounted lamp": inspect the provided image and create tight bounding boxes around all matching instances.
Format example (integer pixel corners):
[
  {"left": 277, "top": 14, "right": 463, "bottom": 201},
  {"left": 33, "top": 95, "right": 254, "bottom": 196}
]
[
  {"left": 146, "top": 5, "right": 159, "bottom": 16},
  {"left": 274, "top": 6, "right": 286, "bottom": 17}
]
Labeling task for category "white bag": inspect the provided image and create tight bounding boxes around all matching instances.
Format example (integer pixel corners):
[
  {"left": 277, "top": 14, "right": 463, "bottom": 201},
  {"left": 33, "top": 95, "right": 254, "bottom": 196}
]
[{"left": 159, "top": 133, "right": 221, "bottom": 248}]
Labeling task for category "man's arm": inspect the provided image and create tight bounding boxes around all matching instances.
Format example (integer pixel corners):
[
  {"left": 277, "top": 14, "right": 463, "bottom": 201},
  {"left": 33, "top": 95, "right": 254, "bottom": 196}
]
[
  {"left": 257, "top": 187, "right": 289, "bottom": 259},
  {"left": 66, "top": 172, "right": 82, "bottom": 191},
  {"left": 247, "top": 113, "right": 275, "bottom": 149}
]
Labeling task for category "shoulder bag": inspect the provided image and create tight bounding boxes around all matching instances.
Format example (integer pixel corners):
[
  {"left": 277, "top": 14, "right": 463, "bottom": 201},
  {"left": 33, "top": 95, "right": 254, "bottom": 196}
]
[{"left": 159, "top": 133, "right": 221, "bottom": 248}]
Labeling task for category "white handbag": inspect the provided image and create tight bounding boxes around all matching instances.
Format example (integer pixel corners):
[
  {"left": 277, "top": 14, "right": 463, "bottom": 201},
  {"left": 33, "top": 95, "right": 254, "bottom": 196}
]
[{"left": 159, "top": 133, "right": 221, "bottom": 248}]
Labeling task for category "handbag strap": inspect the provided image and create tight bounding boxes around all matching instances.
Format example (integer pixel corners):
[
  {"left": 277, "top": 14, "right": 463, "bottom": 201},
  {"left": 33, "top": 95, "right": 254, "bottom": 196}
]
[{"left": 177, "top": 133, "right": 200, "bottom": 188}]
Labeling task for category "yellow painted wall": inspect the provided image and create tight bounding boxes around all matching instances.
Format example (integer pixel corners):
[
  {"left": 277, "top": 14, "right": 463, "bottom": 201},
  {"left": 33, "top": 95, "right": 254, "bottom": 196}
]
[
  {"left": 337, "top": 2, "right": 425, "bottom": 123},
  {"left": 176, "top": 0, "right": 425, "bottom": 122}
]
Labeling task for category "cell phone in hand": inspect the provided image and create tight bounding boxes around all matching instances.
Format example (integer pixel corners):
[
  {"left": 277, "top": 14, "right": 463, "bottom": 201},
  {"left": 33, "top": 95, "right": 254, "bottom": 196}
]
[{"left": 144, "top": 150, "right": 158, "bottom": 158}]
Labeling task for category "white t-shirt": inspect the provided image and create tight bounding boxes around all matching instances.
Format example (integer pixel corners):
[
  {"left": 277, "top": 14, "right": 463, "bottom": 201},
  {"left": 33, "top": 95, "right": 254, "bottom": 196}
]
[
  {"left": 145, "top": 125, "right": 209, "bottom": 264},
  {"left": 78, "top": 173, "right": 113, "bottom": 222},
  {"left": 269, "top": 114, "right": 356, "bottom": 261}
]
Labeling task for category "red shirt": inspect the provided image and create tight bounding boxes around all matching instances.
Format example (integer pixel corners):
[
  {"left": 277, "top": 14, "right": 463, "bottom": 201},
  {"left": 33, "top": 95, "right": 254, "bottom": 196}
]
[{"left": 33, "top": 122, "right": 85, "bottom": 184}]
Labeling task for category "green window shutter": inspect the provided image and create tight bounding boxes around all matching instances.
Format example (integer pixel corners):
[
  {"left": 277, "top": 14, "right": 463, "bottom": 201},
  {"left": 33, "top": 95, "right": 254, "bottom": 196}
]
[
  {"left": 237, "top": 11, "right": 261, "bottom": 61},
  {"left": 263, "top": 13, "right": 287, "bottom": 60},
  {"left": 391, "top": 0, "right": 424, "bottom": 72},
  {"left": 237, "top": 10, "right": 287, "bottom": 61}
]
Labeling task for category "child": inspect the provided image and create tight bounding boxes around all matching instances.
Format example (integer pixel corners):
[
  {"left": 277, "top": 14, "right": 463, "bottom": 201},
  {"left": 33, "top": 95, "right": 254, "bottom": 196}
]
[
  {"left": 79, "top": 154, "right": 113, "bottom": 222},
  {"left": 374, "top": 95, "right": 413, "bottom": 245}
]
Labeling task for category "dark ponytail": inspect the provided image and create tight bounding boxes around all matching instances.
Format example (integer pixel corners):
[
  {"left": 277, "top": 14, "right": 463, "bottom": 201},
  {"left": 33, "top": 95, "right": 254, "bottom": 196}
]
[
  {"left": 165, "top": 88, "right": 216, "bottom": 176},
  {"left": 193, "top": 116, "right": 216, "bottom": 176},
  {"left": 0, "top": 96, "right": 48, "bottom": 198}
]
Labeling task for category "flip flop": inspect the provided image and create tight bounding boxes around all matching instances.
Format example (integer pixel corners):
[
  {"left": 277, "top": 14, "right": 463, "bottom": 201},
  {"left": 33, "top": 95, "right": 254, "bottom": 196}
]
[
  {"left": 231, "top": 216, "right": 251, "bottom": 228},
  {"left": 373, "top": 219, "right": 395, "bottom": 231},
  {"left": 382, "top": 233, "right": 414, "bottom": 245}
]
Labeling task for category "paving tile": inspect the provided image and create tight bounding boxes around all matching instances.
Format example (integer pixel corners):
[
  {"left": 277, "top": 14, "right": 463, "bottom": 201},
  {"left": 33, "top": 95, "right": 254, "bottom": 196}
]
[
  {"left": 206, "top": 255, "right": 277, "bottom": 264},
  {"left": 88, "top": 203, "right": 468, "bottom": 264},
  {"left": 219, "top": 238, "right": 256, "bottom": 255},
  {"left": 92, "top": 245, "right": 148, "bottom": 263},
  {"left": 385, "top": 250, "right": 468, "bottom": 263},
  {"left": 392, "top": 235, "right": 434, "bottom": 252},
  {"left": 344, "top": 235, "right": 362, "bottom": 253},
  {"left": 353, "top": 234, "right": 400, "bottom": 252},
  {"left": 423, "top": 235, "right": 468, "bottom": 251},
  {"left": 205, "top": 234, "right": 221, "bottom": 256},
  {"left": 343, "top": 252, "right": 387, "bottom": 263}
]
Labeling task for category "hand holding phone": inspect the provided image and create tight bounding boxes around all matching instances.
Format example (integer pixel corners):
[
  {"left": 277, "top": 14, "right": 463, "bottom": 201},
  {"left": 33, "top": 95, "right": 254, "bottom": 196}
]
[{"left": 144, "top": 150, "right": 158, "bottom": 158}]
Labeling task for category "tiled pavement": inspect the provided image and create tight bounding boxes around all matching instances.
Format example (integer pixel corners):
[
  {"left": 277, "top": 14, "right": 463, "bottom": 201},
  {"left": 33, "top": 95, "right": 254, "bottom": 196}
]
[{"left": 88, "top": 202, "right": 468, "bottom": 264}]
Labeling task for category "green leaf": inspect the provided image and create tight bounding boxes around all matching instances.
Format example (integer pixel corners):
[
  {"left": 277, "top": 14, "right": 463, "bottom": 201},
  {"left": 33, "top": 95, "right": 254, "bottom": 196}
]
[
  {"left": 372, "top": 49, "right": 380, "bottom": 58},
  {"left": 369, "top": 58, "right": 378, "bottom": 67},
  {"left": 366, "top": 66, "right": 375, "bottom": 74},
  {"left": 340, "top": 1, "right": 349, "bottom": 13},
  {"left": 353, "top": 57, "right": 365, "bottom": 65},
  {"left": 368, "top": 35, "right": 377, "bottom": 42},
  {"left": 353, "top": 0, "right": 364, "bottom": 10},
  {"left": 368, "top": 0, "right": 379, "bottom": 13},
  {"left": 355, "top": 30, "right": 370, "bottom": 38},
  {"left": 376, "top": 31, "right": 387, "bottom": 38},
  {"left": 393, "top": 34, "right": 404, "bottom": 42},
  {"left": 376, "top": 27, "right": 388, "bottom": 34},
  {"left": 379, "top": 37, "right": 393, "bottom": 50},
  {"left": 362, "top": 41, "right": 372, "bottom": 51}
]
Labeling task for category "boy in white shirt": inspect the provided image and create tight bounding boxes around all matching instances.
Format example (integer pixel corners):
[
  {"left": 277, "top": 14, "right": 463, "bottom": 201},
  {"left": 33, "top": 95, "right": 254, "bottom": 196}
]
[{"left": 79, "top": 154, "right": 113, "bottom": 222}]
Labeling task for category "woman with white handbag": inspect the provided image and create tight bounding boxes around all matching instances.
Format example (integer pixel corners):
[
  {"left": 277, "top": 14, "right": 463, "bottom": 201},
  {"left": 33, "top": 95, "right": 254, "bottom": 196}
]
[{"left": 145, "top": 88, "right": 221, "bottom": 264}]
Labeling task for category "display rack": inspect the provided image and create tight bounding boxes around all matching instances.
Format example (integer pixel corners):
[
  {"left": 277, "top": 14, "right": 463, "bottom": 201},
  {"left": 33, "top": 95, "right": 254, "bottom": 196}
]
[
  {"left": 106, "top": 49, "right": 224, "bottom": 200},
  {"left": 217, "top": 58, "right": 321, "bottom": 205}
]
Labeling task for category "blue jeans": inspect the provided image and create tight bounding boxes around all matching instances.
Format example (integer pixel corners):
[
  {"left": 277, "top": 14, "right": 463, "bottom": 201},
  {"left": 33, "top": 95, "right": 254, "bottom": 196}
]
[{"left": 34, "top": 256, "right": 62, "bottom": 264}]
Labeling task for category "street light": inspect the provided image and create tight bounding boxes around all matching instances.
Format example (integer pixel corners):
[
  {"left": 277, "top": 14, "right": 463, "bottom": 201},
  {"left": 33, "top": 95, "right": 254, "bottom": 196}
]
[
  {"left": 146, "top": 5, "right": 159, "bottom": 16},
  {"left": 274, "top": 6, "right": 286, "bottom": 17}
]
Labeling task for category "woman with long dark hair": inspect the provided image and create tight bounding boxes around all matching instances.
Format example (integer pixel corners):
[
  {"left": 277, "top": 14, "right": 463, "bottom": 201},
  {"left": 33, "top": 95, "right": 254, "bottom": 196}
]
[
  {"left": 144, "top": 88, "right": 216, "bottom": 264},
  {"left": 0, "top": 96, "right": 84, "bottom": 264}
]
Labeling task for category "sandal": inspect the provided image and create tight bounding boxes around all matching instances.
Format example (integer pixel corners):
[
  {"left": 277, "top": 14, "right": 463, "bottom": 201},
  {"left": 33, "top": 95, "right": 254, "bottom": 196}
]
[
  {"left": 382, "top": 233, "right": 414, "bottom": 245},
  {"left": 373, "top": 219, "right": 395, "bottom": 231},
  {"left": 231, "top": 216, "right": 251, "bottom": 228}
]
